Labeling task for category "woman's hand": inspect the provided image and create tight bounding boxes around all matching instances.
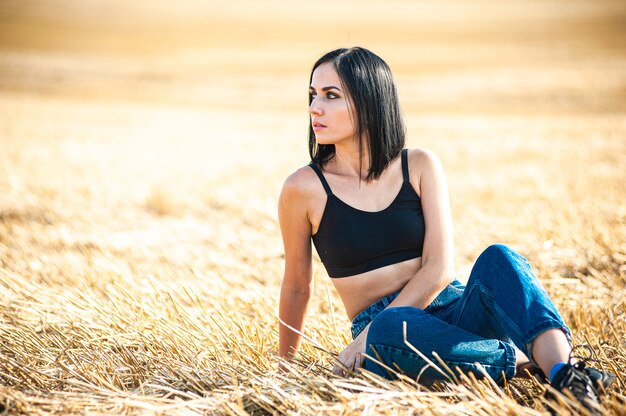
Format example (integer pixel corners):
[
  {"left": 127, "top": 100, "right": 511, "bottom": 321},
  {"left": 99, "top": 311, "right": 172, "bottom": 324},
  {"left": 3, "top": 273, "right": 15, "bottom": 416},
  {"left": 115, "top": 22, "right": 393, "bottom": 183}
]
[{"left": 332, "top": 326, "right": 369, "bottom": 376}]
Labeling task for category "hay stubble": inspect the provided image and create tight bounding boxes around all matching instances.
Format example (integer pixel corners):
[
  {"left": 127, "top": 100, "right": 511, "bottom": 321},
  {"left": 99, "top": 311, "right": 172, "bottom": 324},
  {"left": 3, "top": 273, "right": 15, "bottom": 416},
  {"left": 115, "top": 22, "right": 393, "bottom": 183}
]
[{"left": 1, "top": 0, "right": 625, "bottom": 414}]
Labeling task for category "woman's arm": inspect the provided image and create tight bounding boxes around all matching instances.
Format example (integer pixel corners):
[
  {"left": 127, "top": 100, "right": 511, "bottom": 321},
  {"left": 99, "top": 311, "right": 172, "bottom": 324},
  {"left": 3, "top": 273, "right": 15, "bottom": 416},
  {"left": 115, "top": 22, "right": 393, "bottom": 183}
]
[
  {"left": 388, "top": 148, "right": 455, "bottom": 310},
  {"left": 277, "top": 170, "right": 315, "bottom": 363},
  {"left": 332, "top": 149, "right": 454, "bottom": 374}
]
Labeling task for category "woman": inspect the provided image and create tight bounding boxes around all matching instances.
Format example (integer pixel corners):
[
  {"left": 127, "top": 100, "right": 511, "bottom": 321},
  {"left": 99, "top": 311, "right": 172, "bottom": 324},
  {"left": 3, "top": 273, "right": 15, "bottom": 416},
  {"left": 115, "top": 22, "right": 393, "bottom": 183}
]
[{"left": 277, "top": 47, "right": 613, "bottom": 414}]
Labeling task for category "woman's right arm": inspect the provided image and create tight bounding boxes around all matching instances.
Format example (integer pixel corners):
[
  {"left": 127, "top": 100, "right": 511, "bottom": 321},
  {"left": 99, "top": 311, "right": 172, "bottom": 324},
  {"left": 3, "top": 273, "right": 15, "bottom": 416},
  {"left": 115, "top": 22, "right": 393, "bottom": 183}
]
[{"left": 277, "top": 171, "right": 314, "bottom": 364}]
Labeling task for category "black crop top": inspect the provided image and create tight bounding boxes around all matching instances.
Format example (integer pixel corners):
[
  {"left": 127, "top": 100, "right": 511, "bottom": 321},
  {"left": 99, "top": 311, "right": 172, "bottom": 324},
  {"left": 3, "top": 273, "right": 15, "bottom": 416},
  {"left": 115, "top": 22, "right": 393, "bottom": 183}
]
[{"left": 310, "top": 149, "right": 425, "bottom": 278}]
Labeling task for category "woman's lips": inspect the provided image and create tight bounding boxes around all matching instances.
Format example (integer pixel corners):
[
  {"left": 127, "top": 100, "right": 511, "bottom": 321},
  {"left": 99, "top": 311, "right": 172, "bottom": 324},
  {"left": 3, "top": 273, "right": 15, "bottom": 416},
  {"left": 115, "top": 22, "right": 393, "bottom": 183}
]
[{"left": 312, "top": 121, "right": 326, "bottom": 131}]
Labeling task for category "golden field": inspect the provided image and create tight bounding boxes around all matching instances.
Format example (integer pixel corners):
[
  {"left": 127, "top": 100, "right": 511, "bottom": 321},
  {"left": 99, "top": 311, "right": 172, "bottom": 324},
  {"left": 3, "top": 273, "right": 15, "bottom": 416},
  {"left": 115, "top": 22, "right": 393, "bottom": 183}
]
[{"left": 0, "top": 0, "right": 624, "bottom": 414}]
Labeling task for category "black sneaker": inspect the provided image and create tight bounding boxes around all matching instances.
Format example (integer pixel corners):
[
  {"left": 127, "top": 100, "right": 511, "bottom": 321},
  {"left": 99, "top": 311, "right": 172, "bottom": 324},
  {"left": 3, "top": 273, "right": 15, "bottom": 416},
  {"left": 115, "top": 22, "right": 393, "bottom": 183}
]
[
  {"left": 544, "top": 344, "right": 618, "bottom": 415},
  {"left": 585, "top": 366, "right": 616, "bottom": 395},
  {"left": 546, "top": 361, "right": 602, "bottom": 415},
  {"left": 530, "top": 364, "right": 616, "bottom": 395}
]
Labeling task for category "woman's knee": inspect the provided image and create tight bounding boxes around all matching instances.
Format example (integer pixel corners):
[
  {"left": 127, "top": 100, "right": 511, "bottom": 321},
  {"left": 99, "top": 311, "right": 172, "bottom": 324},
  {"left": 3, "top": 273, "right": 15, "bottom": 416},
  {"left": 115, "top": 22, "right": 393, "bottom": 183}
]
[
  {"left": 478, "top": 244, "right": 516, "bottom": 263},
  {"left": 471, "top": 243, "right": 537, "bottom": 292},
  {"left": 476, "top": 244, "right": 530, "bottom": 273},
  {"left": 367, "top": 306, "right": 428, "bottom": 347},
  {"left": 367, "top": 307, "right": 405, "bottom": 345}
]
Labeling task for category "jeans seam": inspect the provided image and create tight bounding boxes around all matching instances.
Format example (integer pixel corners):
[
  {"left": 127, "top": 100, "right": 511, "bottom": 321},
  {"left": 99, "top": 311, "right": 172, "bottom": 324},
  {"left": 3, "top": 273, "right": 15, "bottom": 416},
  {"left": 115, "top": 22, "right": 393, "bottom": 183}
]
[
  {"left": 450, "top": 284, "right": 480, "bottom": 327},
  {"left": 492, "top": 301, "right": 525, "bottom": 350},
  {"left": 464, "top": 282, "right": 528, "bottom": 356},
  {"left": 500, "top": 340, "right": 517, "bottom": 381}
]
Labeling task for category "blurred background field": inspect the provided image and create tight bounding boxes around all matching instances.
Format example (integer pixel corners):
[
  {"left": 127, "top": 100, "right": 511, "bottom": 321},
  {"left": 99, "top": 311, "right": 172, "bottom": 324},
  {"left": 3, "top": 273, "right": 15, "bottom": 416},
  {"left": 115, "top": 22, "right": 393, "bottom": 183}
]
[{"left": 0, "top": 0, "right": 625, "bottom": 414}]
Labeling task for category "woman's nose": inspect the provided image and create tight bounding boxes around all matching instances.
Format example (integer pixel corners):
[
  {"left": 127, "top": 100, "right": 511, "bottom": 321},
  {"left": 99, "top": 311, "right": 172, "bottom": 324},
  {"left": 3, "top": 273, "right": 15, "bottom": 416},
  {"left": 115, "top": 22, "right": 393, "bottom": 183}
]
[{"left": 309, "top": 99, "right": 323, "bottom": 115}]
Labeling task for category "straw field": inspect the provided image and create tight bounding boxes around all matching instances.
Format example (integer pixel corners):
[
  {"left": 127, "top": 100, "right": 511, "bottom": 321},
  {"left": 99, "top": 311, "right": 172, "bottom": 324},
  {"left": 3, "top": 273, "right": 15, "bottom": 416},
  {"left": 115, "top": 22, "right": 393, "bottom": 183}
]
[{"left": 0, "top": 0, "right": 624, "bottom": 414}]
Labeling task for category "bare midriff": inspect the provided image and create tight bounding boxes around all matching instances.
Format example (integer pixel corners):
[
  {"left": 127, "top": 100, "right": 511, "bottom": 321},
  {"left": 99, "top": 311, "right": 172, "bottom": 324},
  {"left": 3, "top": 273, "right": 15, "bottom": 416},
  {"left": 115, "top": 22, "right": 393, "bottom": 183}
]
[{"left": 331, "top": 256, "right": 422, "bottom": 320}]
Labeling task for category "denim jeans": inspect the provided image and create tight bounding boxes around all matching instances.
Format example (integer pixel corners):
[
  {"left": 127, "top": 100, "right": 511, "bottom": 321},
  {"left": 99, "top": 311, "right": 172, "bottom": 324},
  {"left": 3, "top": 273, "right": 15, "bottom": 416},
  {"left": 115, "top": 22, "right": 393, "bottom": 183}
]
[{"left": 351, "top": 244, "right": 572, "bottom": 385}]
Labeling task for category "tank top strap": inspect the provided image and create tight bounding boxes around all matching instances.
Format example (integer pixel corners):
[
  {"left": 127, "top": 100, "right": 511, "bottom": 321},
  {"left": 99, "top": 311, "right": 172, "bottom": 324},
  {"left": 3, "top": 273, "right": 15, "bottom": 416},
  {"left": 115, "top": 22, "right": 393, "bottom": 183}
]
[
  {"left": 401, "top": 149, "right": 410, "bottom": 182},
  {"left": 308, "top": 163, "right": 333, "bottom": 195}
]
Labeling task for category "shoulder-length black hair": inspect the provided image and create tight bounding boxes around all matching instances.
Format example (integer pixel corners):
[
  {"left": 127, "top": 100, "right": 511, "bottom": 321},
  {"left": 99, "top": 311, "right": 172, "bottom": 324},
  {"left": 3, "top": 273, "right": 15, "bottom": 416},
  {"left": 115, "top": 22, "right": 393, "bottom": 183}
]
[{"left": 308, "top": 47, "right": 406, "bottom": 181}]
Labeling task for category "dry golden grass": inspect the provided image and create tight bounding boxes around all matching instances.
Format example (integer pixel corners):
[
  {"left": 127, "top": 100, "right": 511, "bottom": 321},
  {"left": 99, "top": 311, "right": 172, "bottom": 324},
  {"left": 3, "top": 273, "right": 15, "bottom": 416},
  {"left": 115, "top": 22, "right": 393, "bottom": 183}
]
[{"left": 0, "top": 0, "right": 625, "bottom": 414}]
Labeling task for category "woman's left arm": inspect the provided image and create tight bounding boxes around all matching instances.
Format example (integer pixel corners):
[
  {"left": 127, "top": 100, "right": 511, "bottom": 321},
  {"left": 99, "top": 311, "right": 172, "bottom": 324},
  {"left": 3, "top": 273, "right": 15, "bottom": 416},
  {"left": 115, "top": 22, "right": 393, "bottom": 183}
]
[
  {"left": 388, "top": 148, "right": 455, "bottom": 309},
  {"left": 333, "top": 149, "right": 454, "bottom": 374}
]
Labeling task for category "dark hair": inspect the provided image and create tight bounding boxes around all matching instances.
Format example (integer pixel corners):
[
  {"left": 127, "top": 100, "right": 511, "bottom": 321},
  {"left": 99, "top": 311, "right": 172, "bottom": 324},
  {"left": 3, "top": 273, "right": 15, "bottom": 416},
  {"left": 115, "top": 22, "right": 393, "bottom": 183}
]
[{"left": 308, "top": 47, "right": 406, "bottom": 181}]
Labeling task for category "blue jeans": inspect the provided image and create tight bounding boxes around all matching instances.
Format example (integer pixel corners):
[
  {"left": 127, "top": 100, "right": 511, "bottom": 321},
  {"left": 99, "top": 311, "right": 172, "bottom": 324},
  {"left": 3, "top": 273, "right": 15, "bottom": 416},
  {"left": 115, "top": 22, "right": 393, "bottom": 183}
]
[{"left": 351, "top": 244, "right": 572, "bottom": 385}]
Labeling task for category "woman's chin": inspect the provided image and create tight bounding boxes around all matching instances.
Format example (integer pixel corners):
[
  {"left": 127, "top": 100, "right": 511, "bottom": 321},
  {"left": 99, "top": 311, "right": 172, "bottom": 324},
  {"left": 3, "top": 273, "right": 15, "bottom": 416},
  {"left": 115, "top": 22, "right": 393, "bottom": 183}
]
[{"left": 315, "top": 137, "right": 336, "bottom": 146}]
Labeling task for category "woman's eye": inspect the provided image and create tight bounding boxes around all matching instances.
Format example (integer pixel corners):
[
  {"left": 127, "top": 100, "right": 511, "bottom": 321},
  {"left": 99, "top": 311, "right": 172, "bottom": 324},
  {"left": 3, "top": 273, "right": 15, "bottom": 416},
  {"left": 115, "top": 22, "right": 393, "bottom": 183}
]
[{"left": 310, "top": 91, "right": 339, "bottom": 100}]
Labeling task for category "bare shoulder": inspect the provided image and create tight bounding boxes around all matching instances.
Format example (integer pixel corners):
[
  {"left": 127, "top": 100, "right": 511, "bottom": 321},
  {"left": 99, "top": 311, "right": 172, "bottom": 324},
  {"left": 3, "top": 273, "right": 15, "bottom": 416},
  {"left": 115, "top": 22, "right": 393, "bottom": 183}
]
[
  {"left": 405, "top": 148, "right": 444, "bottom": 178},
  {"left": 279, "top": 164, "right": 326, "bottom": 214},
  {"left": 279, "top": 164, "right": 327, "bottom": 239},
  {"left": 280, "top": 165, "right": 321, "bottom": 199}
]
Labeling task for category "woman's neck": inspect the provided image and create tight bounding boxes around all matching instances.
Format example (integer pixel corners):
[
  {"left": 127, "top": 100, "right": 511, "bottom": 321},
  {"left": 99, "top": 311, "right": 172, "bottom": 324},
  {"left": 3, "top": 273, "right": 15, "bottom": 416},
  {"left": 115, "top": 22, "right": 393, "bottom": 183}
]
[{"left": 332, "top": 140, "right": 370, "bottom": 179}]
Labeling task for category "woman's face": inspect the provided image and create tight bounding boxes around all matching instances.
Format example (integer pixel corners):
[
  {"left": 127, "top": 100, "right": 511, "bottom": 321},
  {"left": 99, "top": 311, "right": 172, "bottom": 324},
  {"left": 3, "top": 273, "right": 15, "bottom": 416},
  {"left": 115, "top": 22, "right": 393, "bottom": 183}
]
[{"left": 309, "top": 62, "right": 357, "bottom": 146}]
